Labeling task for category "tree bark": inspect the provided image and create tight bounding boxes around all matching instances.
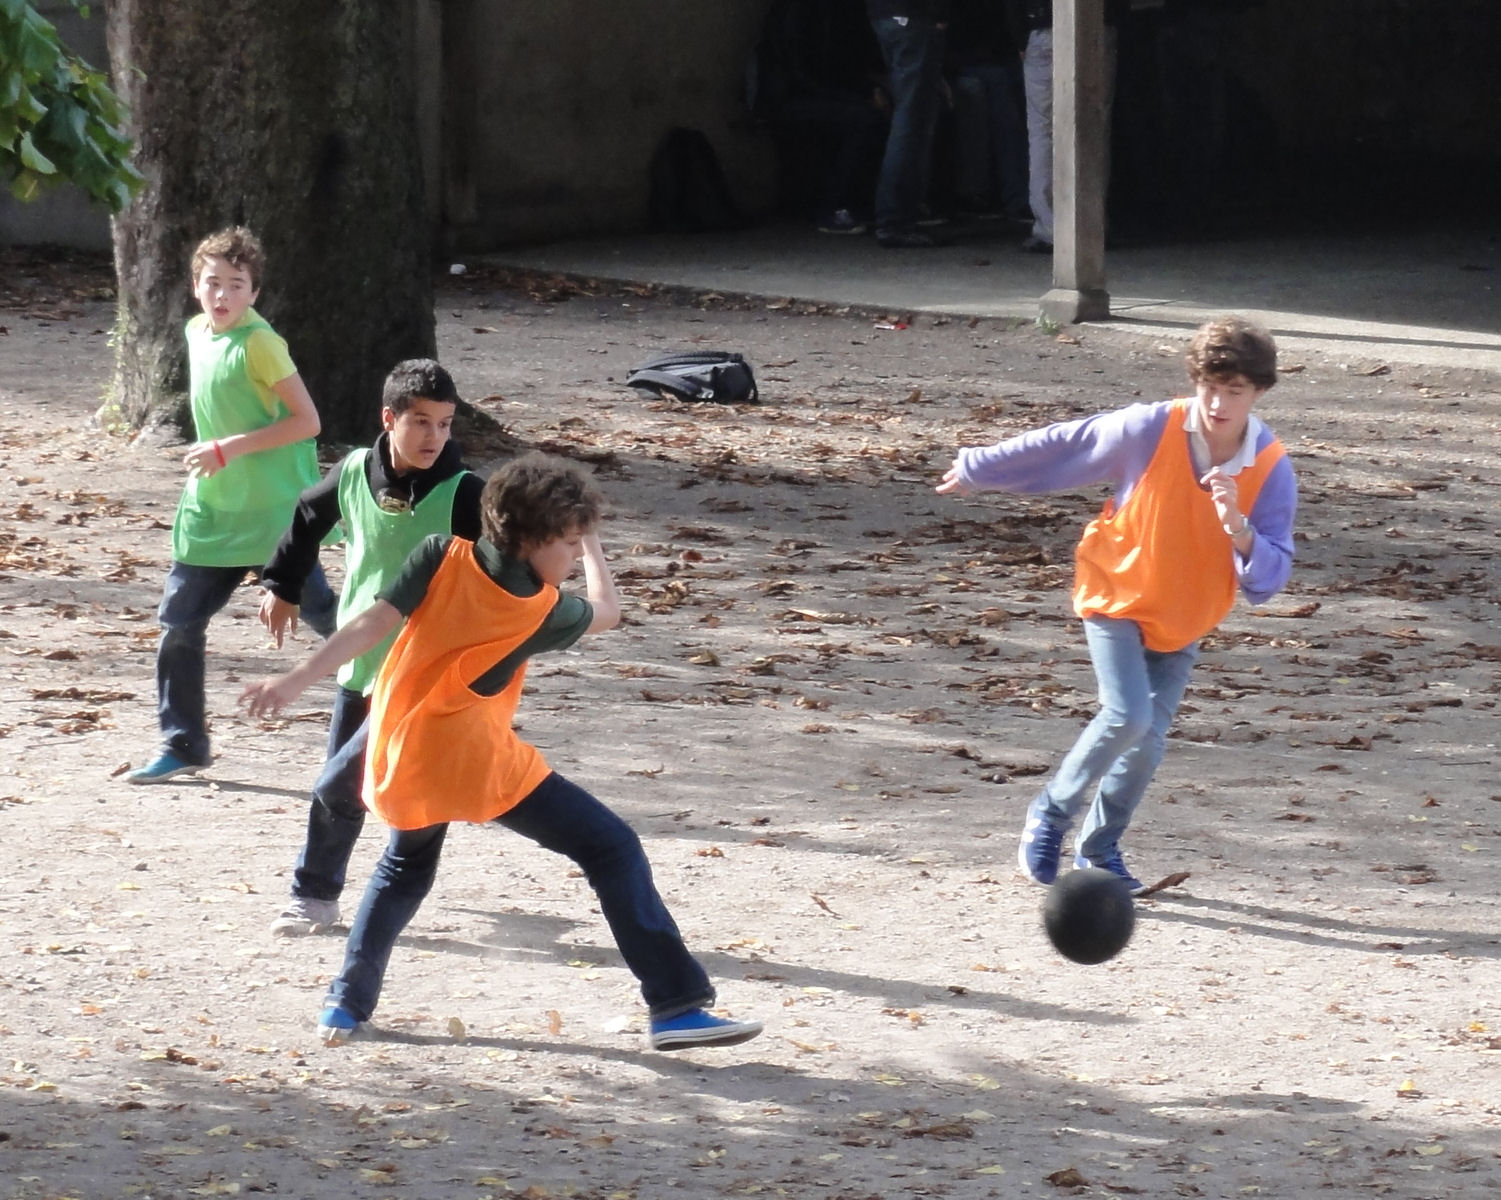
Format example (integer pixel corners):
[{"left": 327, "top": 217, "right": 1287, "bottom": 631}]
[{"left": 105, "top": 0, "right": 435, "bottom": 443}]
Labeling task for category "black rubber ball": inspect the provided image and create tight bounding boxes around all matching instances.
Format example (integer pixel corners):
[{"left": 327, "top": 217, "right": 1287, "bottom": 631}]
[{"left": 1042, "top": 868, "right": 1136, "bottom": 964}]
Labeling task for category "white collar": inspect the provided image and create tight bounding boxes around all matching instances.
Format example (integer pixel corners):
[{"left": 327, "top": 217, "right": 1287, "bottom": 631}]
[{"left": 1185, "top": 402, "right": 1264, "bottom": 475}]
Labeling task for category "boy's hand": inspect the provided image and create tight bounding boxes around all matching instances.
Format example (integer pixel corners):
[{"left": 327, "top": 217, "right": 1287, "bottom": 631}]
[
  {"left": 1202, "top": 468, "right": 1248, "bottom": 535},
  {"left": 259, "top": 590, "right": 301, "bottom": 648},
  {"left": 184, "top": 439, "right": 229, "bottom": 478},
  {"left": 239, "top": 676, "right": 303, "bottom": 718},
  {"left": 935, "top": 463, "right": 972, "bottom": 495}
]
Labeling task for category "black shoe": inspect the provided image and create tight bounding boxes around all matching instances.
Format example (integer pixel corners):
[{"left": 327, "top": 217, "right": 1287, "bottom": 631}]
[
  {"left": 876, "top": 228, "right": 942, "bottom": 249},
  {"left": 816, "top": 208, "right": 869, "bottom": 236},
  {"left": 1020, "top": 235, "right": 1053, "bottom": 254}
]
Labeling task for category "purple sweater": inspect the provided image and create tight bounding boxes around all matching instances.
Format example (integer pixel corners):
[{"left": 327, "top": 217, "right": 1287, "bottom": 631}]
[{"left": 954, "top": 400, "right": 1297, "bottom": 605}]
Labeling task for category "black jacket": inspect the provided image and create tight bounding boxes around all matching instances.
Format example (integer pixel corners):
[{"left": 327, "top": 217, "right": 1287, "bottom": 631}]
[{"left": 261, "top": 433, "right": 484, "bottom": 605}]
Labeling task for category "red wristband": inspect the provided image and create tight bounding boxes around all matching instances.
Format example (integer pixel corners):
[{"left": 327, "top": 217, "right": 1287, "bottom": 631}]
[{"left": 212, "top": 440, "right": 227, "bottom": 468}]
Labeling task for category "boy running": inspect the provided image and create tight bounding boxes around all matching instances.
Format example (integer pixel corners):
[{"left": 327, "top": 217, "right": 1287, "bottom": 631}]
[
  {"left": 241, "top": 452, "right": 763, "bottom": 1052},
  {"left": 128, "top": 227, "right": 336, "bottom": 783},
  {"left": 938, "top": 316, "right": 1298, "bottom": 891}
]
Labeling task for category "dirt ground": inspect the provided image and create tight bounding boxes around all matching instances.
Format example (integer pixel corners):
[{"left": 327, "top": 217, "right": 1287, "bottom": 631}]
[{"left": 1, "top": 249, "right": 1499, "bottom": 1200}]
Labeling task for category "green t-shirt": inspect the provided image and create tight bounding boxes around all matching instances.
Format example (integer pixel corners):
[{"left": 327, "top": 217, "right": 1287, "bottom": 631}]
[{"left": 170, "top": 310, "right": 321, "bottom": 567}]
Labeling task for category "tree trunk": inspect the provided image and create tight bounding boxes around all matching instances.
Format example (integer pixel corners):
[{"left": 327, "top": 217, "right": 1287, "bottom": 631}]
[{"left": 105, "top": 0, "right": 435, "bottom": 443}]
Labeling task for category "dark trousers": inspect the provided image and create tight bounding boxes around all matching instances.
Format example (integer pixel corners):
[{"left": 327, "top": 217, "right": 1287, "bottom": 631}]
[
  {"left": 156, "top": 560, "right": 336, "bottom": 763},
  {"left": 325, "top": 772, "right": 715, "bottom": 1023},
  {"left": 292, "top": 686, "right": 370, "bottom": 902},
  {"left": 871, "top": 14, "right": 947, "bottom": 232}
]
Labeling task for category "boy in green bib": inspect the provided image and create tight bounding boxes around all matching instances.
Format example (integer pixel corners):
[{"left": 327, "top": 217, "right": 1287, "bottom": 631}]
[
  {"left": 128, "top": 228, "right": 337, "bottom": 783},
  {"left": 257, "top": 359, "right": 485, "bottom": 936}
]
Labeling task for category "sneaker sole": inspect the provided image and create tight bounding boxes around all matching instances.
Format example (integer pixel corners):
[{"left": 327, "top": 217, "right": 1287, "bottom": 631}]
[
  {"left": 126, "top": 766, "right": 204, "bottom": 785},
  {"left": 651, "top": 1023, "right": 764, "bottom": 1052},
  {"left": 270, "top": 920, "right": 342, "bottom": 938},
  {"left": 319, "top": 1022, "right": 364, "bottom": 1046}
]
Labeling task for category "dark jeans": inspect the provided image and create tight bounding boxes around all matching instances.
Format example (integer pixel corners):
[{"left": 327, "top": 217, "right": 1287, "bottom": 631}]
[
  {"left": 871, "top": 15, "right": 947, "bottom": 232},
  {"left": 325, "top": 771, "right": 715, "bottom": 1023},
  {"left": 951, "top": 61, "right": 1029, "bottom": 217},
  {"left": 155, "top": 560, "right": 336, "bottom": 763},
  {"left": 292, "top": 686, "right": 370, "bottom": 902}
]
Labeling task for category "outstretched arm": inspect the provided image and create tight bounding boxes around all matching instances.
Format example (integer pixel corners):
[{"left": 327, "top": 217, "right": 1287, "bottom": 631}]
[{"left": 240, "top": 600, "right": 402, "bottom": 717}]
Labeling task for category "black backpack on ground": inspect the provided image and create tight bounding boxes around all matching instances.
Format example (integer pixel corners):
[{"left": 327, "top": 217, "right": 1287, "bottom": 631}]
[{"left": 625, "top": 351, "right": 760, "bottom": 404}]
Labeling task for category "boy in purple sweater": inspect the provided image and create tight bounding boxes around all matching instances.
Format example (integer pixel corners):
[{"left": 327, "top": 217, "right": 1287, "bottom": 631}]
[{"left": 937, "top": 317, "right": 1297, "bottom": 891}]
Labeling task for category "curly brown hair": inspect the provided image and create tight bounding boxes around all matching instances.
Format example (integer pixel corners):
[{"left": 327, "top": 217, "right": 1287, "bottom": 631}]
[
  {"left": 480, "top": 451, "right": 602, "bottom": 555},
  {"left": 190, "top": 227, "right": 266, "bottom": 290},
  {"left": 1185, "top": 316, "right": 1278, "bottom": 390}
]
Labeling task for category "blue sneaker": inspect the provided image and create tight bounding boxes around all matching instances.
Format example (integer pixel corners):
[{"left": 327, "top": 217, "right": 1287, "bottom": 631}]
[
  {"left": 649, "top": 1009, "right": 763, "bottom": 1052},
  {"left": 317, "top": 1004, "right": 365, "bottom": 1046},
  {"left": 1074, "top": 850, "right": 1146, "bottom": 895},
  {"left": 125, "top": 751, "right": 204, "bottom": 785},
  {"left": 1018, "top": 810, "right": 1067, "bottom": 885}
]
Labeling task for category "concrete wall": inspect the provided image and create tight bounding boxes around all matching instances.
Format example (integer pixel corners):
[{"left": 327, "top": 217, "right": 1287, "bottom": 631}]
[
  {"left": 436, "top": 0, "right": 776, "bottom": 249},
  {"left": 0, "top": 1, "right": 113, "bottom": 250}
]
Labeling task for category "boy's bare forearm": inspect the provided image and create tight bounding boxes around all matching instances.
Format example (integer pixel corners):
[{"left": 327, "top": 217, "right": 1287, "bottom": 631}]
[
  {"left": 242, "top": 601, "right": 401, "bottom": 717},
  {"left": 212, "top": 373, "right": 322, "bottom": 463},
  {"left": 581, "top": 533, "right": 622, "bottom": 633}
]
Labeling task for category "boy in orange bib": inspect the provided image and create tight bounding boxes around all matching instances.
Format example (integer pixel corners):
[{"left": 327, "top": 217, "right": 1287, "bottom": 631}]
[
  {"left": 937, "top": 317, "right": 1298, "bottom": 893},
  {"left": 242, "top": 452, "right": 762, "bottom": 1052}
]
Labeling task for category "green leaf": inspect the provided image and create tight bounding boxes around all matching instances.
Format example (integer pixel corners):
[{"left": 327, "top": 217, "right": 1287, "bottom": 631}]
[
  {"left": 9, "top": 166, "right": 42, "bottom": 201},
  {"left": 17, "top": 128, "right": 55, "bottom": 173},
  {"left": 1, "top": 2, "right": 141, "bottom": 210},
  {"left": 16, "top": 9, "right": 61, "bottom": 76}
]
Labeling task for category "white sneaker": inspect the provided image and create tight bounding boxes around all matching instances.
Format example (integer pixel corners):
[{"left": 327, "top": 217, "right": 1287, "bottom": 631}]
[{"left": 270, "top": 896, "right": 342, "bottom": 937}]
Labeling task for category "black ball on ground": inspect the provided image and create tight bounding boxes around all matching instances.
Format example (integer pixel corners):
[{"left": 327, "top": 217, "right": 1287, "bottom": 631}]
[{"left": 1042, "top": 868, "right": 1136, "bottom": 964}]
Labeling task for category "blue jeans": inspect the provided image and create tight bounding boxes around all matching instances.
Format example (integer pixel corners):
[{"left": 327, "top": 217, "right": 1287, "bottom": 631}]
[
  {"left": 871, "top": 15, "right": 946, "bottom": 232},
  {"left": 155, "top": 560, "right": 337, "bottom": 763},
  {"left": 292, "top": 687, "right": 370, "bottom": 902},
  {"left": 1031, "top": 616, "right": 1198, "bottom": 860},
  {"left": 326, "top": 772, "right": 715, "bottom": 1023}
]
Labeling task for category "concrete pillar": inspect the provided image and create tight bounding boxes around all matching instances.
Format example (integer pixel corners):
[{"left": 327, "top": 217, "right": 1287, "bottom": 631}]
[{"left": 1039, "top": 0, "right": 1110, "bottom": 324}]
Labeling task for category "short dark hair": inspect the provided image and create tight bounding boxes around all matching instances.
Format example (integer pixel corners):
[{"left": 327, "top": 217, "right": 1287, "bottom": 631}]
[
  {"left": 191, "top": 227, "right": 266, "bottom": 290},
  {"left": 1185, "top": 317, "right": 1278, "bottom": 390},
  {"left": 382, "top": 358, "right": 460, "bottom": 415},
  {"left": 480, "top": 451, "right": 602, "bottom": 556}
]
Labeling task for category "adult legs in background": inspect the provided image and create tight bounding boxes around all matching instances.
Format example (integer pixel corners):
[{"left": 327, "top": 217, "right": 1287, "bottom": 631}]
[{"left": 870, "top": 15, "right": 947, "bottom": 240}]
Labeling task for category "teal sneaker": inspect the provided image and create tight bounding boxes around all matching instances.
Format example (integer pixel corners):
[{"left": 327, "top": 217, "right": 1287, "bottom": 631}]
[
  {"left": 125, "top": 751, "right": 204, "bottom": 785},
  {"left": 649, "top": 1009, "right": 763, "bottom": 1052},
  {"left": 318, "top": 1004, "right": 365, "bottom": 1047}
]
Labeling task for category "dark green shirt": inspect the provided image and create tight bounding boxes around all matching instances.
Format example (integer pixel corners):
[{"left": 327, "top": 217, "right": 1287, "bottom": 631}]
[{"left": 380, "top": 534, "right": 592, "bottom": 696}]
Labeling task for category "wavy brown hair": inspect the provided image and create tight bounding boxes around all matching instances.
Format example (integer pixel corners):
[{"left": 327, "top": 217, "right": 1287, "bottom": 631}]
[
  {"left": 1185, "top": 316, "right": 1278, "bottom": 390},
  {"left": 190, "top": 226, "right": 266, "bottom": 290},
  {"left": 480, "top": 451, "right": 602, "bottom": 555}
]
